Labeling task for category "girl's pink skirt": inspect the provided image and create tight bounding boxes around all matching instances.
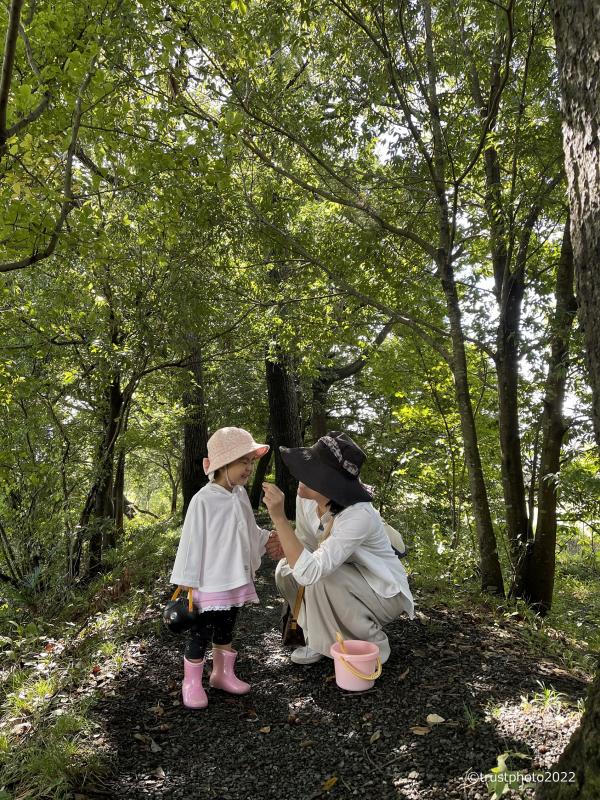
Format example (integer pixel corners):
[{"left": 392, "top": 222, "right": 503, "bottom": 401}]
[{"left": 191, "top": 582, "right": 259, "bottom": 612}]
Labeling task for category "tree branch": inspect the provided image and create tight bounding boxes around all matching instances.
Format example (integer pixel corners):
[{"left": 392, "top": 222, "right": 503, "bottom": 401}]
[
  {"left": 0, "top": 0, "right": 25, "bottom": 148},
  {"left": 0, "top": 59, "right": 96, "bottom": 273}
]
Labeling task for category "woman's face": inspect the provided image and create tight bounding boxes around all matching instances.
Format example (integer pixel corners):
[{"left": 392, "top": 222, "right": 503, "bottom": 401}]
[{"left": 297, "top": 482, "right": 329, "bottom": 505}]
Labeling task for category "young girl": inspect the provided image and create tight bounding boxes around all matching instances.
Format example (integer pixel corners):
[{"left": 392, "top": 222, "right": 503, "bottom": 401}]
[{"left": 169, "top": 427, "right": 271, "bottom": 709}]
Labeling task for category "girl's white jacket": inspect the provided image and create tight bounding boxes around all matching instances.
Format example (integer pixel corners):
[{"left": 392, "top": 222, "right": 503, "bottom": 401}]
[{"left": 170, "top": 483, "right": 271, "bottom": 591}]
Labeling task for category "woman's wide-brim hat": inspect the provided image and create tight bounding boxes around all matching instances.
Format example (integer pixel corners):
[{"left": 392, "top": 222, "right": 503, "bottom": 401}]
[
  {"left": 203, "top": 427, "right": 269, "bottom": 475},
  {"left": 279, "top": 431, "right": 373, "bottom": 507}
]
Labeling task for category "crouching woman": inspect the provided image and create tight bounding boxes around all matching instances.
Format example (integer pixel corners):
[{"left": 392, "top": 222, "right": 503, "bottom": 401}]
[{"left": 262, "top": 432, "right": 414, "bottom": 665}]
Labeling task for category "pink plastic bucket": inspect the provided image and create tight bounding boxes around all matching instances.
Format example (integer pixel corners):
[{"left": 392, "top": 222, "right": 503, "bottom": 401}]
[{"left": 330, "top": 640, "right": 382, "bottom": 691}]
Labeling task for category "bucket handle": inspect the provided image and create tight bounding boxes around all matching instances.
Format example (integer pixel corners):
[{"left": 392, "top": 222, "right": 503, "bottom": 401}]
[{"left": 339, "top": 654, "right": 382, "bottom": 682}]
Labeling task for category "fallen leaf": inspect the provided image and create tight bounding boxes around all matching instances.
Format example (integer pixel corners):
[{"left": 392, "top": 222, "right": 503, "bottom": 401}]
[
  {"left": 408, "top": 770, "right": 419, "bottom": 779},
  {"left": 259, "top": 726, "right": 271, "bottom": 734},
  {"left": 369, "top": 730, "right": 381, "bottom": 744},
  {"left": 133, "top": 733, "right": 148, "bottom": 742},
  {"left": 426, "top": 714, "right": 445, "bottom": 726},
  {"left": 153, "top": 767, "right": 166, "bottom": 779},
  {"left": 398, "top": 668, "right": 410, "bottom": 680},
  {"left": 300, "top": 739, "right": 315, "bottom": 748},
  {"left": 410, "top": 726, "right": 432, "bottom": 736},
  {"left": 150, "top": 738, "right": 162, "bottom": 753},
  {"left": 322, "top": 776, "right": 338, "bottom": 791},
  {"left": 91, "top": 665, "right": 101, "bottom": 675},
  {"left": 149, "top": 705, "right": 165, "bottom": 716}
]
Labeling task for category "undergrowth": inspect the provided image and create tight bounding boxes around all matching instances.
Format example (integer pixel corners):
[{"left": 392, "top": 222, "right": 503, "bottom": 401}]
[{"left": 0, "top": 518, "right": 179, "bottom": 799}]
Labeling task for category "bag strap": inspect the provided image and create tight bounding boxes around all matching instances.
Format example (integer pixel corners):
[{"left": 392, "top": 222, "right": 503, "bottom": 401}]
[
  {"left": 289, "top": 516, "right": 334, "bottom": 627},
  {"left": 292, "top": 585, "right": 305, "bottom": 621},
  {"left": 171, "top": 586, "right": 194, "bottom": 611}
]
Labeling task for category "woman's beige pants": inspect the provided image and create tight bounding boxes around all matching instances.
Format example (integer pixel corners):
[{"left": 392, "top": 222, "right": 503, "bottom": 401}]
[{"left": 275, "top": 560, "right": 410, "bottom": 663}]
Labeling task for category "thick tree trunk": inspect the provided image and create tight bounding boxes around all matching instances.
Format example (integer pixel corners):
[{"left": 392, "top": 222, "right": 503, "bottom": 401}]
[
  {"left": 181, "top": 351, "right": 209, "bottom": 518},
  {"left": 537, "top": 4, "right": 600, "bottom": 796},
  {"left": 536, "top": 666, "right": 600, "bottom": 800},
  {"left": 249, "top": 436, "right": 273, "bottom": 509},
  {"left": 266, "top": 352, "right": 303, "bottom": 519},
  {"left": 552, "top": 1, "right": 600, "bottom": 450},
  {"left": 439, "top": 259, "right": 505, "bottom": 595},
  {"left": 524, "top": 221, "right": 576, "bottom": 613}
]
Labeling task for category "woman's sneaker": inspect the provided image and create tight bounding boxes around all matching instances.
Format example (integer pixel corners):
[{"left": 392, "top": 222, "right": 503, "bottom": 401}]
[{"left": 291, "top": 645, "right": 323, "bottom": 664}]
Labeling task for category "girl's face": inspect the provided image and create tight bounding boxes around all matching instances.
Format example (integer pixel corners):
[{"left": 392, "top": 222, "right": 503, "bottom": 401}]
[
  {"left": 221, "top": 454, "right": 256, "bottom": 487},
  {"left": 297, "top": 482, "right": 330, "bottom": 506}
]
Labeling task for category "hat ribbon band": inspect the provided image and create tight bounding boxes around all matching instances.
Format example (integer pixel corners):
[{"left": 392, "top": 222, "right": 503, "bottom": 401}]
[{"left": 321, "top": 435, "right": 360, "bottom": 477}]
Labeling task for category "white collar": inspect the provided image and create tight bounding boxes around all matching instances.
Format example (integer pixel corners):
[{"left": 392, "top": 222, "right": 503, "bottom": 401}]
[{"left": 205, "top": 482, "right": 239, "bottom": 497}]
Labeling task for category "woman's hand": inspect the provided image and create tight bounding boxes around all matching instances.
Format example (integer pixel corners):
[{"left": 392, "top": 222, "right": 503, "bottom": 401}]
[
  {"left": 262, "top": 483, "right": 303, "bottom": 568},
  {"left": 262, "top": 482, "right": 286, "bottom": 523}
]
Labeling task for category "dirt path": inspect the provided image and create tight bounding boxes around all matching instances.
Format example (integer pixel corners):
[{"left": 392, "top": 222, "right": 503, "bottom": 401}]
[{"left": 89, "top": 567, "right": 589, "bottom": 800}]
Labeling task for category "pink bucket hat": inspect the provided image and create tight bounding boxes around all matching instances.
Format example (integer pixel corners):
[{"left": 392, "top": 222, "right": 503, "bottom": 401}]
[{"left": 203, "top": 427, "right": 269, "bottom": 475}]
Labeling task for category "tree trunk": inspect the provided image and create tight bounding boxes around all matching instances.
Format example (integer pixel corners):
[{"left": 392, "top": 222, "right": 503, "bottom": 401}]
[
  {"left": 87, "top": 378, "right": 123, "bottom": 577},
  {"left": 536, "top": 4, "right": 600, "bottom": 796},
  {"left": 265, "top": 352, "right": 303, "bottom": 519},
  {"left": 420, "top": 2, "right": 505, "bottom": 596},
  {"left": 0, "top": 518, "right": 22, "bottom": 583},
  {"left": 181, "top": 350, "right": 209, "bottom": 518},
  {"left": 170, "top": 480, "right": 179, "bottom": 514},
  {"left": 249, "top": 435, "right": 273, "bottom": 508},
  {"left": 482, "top": 132, "right": 539, "bottom": 597},
  {"left": 113, "top": 449, "right": 126, "bottom": 540},
  {"left": 311, "top": 375, "right": 330, "bottom": 441},
  {"left": 496, "top": 268, "right": 530, "bottom": 594},
  {"left": 524, "top": 221, "right": 576, "bottom": 613},
  {"left": 439, "top": 259, "right": 506, "bottom": 595},
  {"left": 552, "top": 1, "right": 600, "bottom": 450},
  {"left": 536, "top": 666, "right": 600, "bottom": 800}
]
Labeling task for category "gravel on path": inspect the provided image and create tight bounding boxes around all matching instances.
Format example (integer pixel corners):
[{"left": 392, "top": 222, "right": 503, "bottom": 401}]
[{"left": 89, "top": 566, "right": 589, "bottom": 800}]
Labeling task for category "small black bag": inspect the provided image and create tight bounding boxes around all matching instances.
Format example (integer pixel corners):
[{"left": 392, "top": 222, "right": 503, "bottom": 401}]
[{"left": 163, "top": 587, "right": 197, "bottom": 634}]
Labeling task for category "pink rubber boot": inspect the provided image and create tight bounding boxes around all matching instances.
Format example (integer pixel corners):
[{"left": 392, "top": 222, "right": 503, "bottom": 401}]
[
  {"left": 209, "top": 647, "right": 250, "bottom": 694},
  {"left": 182, "top": 657, "right": 208, "bottom": 709}
]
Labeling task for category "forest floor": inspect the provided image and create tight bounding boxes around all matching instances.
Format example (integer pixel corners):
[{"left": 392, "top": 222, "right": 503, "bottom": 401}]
[{"left": 80, "top": 565, "right": 592, "bottom": 800}]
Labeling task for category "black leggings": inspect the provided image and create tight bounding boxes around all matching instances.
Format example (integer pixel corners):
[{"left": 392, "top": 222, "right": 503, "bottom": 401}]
[{"left": 185, "top": 607, "right": 239, "bottom": 660}]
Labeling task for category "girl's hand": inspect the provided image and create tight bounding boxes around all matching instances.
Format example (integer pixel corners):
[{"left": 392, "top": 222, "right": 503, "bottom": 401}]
[
  {"left": 262, "top": 482, "right": 286, "bottom": 522},
  {"left": 265, "top": 531, "right": 284, "bottom": 560}
]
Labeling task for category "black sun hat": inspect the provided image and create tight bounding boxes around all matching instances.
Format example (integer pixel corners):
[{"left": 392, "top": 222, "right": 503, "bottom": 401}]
[{"left": 279, "top": 431, "right": 373, "bottom": 507}]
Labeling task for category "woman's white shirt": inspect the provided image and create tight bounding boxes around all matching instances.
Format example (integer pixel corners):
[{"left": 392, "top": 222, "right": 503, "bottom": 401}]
[
  {"left": 170, "top": 483, "right": 270, "bottom": 591},
  {"left": 293, "top": 497, "right": 414, "bottom": 616}
]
